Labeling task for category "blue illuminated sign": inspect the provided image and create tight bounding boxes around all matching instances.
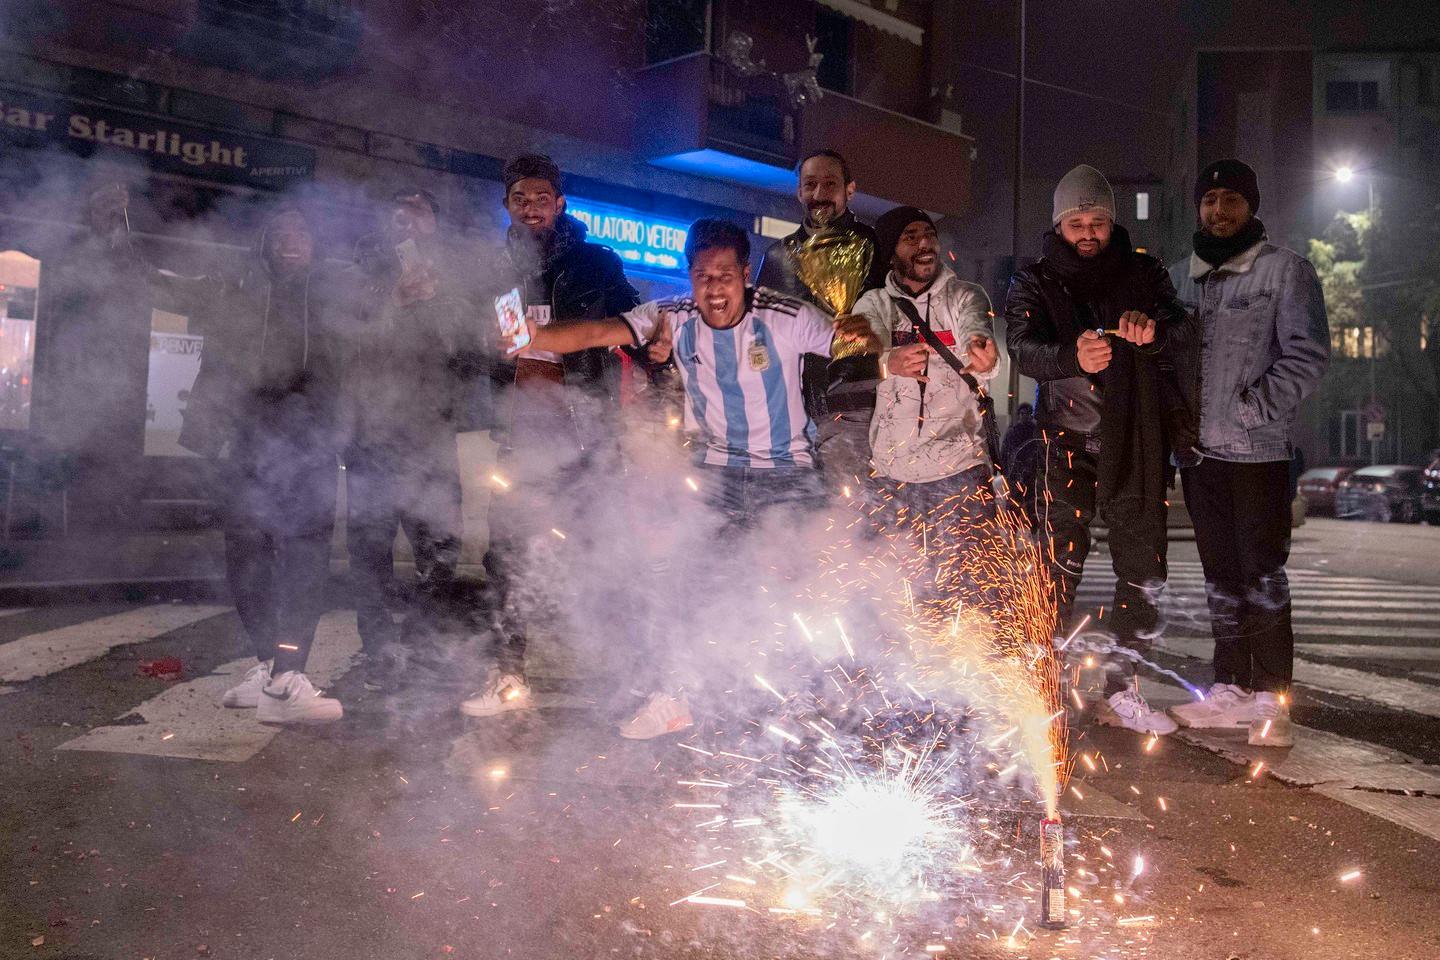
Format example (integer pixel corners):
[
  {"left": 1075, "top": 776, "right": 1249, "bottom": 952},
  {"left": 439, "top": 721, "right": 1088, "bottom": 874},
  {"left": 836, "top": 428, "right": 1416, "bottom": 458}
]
[{"left": 567, "top": 199, "right": 690, "bottom": 276}]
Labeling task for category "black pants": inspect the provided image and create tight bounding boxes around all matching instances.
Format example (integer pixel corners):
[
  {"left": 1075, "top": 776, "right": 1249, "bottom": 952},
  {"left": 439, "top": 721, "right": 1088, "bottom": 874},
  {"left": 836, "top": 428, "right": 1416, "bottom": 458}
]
[
  {"left": 220, "top": 453, "right": 338, "bottom": 676},
  {"left": 1181, "top": 457, "right": 1294, "bottom": 693},
  {"left": 1036, "top": 439, "right": 1167, "bottom": 693},
  {"left": 346, "top": 444, "right": 463, "bottom": 655}
]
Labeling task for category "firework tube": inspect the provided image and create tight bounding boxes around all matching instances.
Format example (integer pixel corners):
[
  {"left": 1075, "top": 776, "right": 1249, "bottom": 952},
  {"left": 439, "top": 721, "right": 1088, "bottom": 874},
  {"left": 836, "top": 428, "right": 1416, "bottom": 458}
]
[{"left": 1039, "top": 817, "right": 1067, "bottom": 930}]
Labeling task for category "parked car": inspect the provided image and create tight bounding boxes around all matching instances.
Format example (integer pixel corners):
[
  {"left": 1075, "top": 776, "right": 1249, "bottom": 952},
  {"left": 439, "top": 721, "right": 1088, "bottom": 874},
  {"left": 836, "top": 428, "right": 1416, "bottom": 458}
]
[
  {"left": 1335, "top": 465, "right": 1426, "bottom": 523},
  {"left": 1423, "top": 453, "right": 1440, "bottom": 525},
  {"left": 1297, "top": 466, "right": 1355, "bottom": 516}
]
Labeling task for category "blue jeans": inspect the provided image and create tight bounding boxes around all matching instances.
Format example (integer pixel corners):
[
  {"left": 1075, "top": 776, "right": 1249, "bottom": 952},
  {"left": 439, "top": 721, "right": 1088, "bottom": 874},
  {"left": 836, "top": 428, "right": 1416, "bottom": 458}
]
[
  {"left": 873, "top": 464, "right": 997, "bottom": 607},
  {"left": 698, "top": 464, "right": 828, "bottom": 534}
]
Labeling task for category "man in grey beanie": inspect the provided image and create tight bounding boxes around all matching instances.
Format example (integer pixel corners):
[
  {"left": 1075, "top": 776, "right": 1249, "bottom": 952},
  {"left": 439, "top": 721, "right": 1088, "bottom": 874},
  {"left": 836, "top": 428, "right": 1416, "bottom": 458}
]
[{"left": 1003, "top": 164, "right": 1193, "bottom": 735}]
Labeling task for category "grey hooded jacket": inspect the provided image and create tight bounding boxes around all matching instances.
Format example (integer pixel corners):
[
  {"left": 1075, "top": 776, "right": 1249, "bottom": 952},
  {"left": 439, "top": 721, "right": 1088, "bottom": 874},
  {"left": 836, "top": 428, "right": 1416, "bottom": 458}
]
[{"left": 1168, "top": 239, "right": 1330, "bottom": 463}]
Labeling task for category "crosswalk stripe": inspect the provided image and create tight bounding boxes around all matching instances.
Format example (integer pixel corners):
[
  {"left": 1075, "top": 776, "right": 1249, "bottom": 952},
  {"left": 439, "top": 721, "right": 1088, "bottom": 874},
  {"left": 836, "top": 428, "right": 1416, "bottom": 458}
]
[
  {"left": 56, "top": 610, "right": 361, "bottom": 762},
  {"left": 1078, "top": 578, "right": 1440, "bottom": 596},
  {"left": 0, "top": 607, "right": 32, "bottom": 618},
  {"left": 1295, "top": 643, "right": 1440, "bottom": 662},
  {"left": 0, "top": 604, "right": 232, "bottom": 683}
]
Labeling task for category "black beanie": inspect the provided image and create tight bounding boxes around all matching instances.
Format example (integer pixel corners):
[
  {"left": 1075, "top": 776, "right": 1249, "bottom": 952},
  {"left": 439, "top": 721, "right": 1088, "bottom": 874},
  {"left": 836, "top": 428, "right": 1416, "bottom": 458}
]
[
  {"left": 502, "top": 154, "right": 563, "bottom": 195},
  {"left": 1195, "top": 159, "right": 1260, "bottom": 214},
  {"left": 873, "top": 205, "right": 934, "bottom": 266}
]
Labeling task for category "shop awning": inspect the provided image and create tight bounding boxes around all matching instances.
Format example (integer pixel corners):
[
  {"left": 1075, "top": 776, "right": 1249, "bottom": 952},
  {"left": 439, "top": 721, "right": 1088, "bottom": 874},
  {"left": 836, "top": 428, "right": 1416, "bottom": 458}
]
[{"left": 815, "top": 0, "right": 924, "bottom": 47}]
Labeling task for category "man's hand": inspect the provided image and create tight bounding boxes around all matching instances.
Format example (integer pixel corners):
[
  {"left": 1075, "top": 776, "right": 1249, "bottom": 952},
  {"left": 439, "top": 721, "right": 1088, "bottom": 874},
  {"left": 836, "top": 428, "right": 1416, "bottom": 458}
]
[
  {"left": 1116, "top": 310, "right": 1156, "bottom": 346},
  {"left": 835, "top": 315, "right": 881, "bottom": 354},
  {"left": 395, "top": 263, "right": 437, "bottom": 305},
  {"left": 507, "top": 315, "right": 539, "bottom": 356},
  {"left": 886, "top": 342, "right": 931, "bottom": 380},
  {"left": 1076, "top": 329, "right": 1112, "bottom": 374},
  {"left": 647, "top": 312, "right": 674, "bottom": 364},
  {"left": 966, "top": 335, "right": 999, "bottom": 374}
]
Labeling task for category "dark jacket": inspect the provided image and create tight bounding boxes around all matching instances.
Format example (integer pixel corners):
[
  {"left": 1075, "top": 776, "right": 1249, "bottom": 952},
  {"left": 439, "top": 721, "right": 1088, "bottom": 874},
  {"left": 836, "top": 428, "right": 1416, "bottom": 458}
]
[
  {"left": 155, "top": 227, "right": 348, "bottom": 534},
  {"left": 1003, "top": 225, "right": 1191, "bottom": 444},
  {"left": 491, "top": 213, "right": 641, "bottom": 454},
  {"left": 756, "top": 210, "right": 887, "bottom": 420},
  {"left": 345, "top": 235, "right": 492, "bottom": 459}
]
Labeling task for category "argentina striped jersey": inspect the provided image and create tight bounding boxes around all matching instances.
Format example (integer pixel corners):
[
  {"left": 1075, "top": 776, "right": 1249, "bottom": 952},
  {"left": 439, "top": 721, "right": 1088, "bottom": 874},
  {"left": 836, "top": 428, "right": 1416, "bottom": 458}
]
[{"left": 622, "top": 288, "right": 835, "bottom": 468}]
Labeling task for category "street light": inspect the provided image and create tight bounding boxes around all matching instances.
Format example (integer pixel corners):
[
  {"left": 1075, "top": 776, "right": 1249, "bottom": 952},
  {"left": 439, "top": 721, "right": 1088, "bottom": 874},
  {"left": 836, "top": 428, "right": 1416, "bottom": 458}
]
[{"left": 1335, "top": 165, "right": 1355, "bottom": 183}]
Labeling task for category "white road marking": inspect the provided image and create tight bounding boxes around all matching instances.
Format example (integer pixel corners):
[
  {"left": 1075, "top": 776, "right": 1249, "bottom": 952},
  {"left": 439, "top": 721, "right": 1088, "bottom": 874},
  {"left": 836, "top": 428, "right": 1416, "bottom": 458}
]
[
  {"left": 0, "top": 605, "right": 231, "bottom": 683},
  {"left": 57, "top": 610, "right": 360, "bottom": 763}
]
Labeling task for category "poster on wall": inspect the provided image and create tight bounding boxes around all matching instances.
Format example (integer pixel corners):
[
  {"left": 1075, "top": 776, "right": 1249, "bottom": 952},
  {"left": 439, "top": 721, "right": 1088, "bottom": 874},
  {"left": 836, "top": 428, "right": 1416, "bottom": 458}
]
[{"left": 145, "top": 330, "right": 203, "bottom": 457}]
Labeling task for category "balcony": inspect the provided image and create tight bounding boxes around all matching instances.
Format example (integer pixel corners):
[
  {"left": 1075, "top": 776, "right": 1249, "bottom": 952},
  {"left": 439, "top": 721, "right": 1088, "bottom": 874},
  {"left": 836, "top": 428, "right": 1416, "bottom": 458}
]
[
  {"left": 633, "top": 52, "right": 975, "bottom": 216},
  {"left": 178, "top": 0, "right": 362, "bottom": 80}
]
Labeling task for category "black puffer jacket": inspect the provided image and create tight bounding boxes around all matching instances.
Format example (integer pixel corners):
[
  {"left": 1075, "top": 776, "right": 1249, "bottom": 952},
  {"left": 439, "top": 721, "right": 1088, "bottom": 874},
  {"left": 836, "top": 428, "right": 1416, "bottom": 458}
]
[
  {"left": 1003, "top": 225, "right": 1190, "bottom": 444},
  {"left": 492, "top": 214, "right": 641, "bottom": 454}
]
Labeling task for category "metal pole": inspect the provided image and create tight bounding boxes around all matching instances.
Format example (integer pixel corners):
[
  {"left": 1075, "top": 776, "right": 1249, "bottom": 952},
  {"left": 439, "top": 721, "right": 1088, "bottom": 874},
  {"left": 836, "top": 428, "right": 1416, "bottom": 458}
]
[
  {"left": 1005, "top": 0, "right": 1026, "bottom": 416},
  {"left": 1368, "top": 177, "right": 1379, "bottom": 465}
]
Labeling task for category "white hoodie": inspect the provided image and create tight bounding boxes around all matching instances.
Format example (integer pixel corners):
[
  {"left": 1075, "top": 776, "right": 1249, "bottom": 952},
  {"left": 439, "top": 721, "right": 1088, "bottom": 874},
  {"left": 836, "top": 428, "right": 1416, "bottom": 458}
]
[{"left": 855, "top": 265, "right": 997, "bottom": 484}]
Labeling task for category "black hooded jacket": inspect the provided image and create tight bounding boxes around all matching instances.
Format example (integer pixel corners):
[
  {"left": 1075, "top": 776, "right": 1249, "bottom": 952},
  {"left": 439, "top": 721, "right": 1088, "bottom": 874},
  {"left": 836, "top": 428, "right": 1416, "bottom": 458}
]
[{"left": 492, "top": 213, "right": 641, "bottom": 454}]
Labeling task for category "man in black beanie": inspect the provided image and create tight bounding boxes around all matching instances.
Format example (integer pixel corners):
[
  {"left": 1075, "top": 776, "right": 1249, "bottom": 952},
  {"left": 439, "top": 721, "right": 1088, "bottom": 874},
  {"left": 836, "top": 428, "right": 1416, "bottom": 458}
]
[
  {"left": 1166, "top": 159, "right": 1330, "bottom": 747},
  {"left": 1004, "top": 164, "right": 1192, "bottom": 735}
]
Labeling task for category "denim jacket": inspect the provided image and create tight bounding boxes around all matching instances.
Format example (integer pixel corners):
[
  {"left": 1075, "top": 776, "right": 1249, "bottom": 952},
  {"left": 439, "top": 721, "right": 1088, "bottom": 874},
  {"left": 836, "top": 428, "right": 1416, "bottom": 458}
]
[{"left": 1168, "top": 240, "right": 1329, "bottom": 463}]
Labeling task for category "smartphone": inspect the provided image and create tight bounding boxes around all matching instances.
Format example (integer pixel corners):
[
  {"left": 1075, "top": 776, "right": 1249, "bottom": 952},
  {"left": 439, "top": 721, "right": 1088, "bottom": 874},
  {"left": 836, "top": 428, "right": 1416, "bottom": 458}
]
[
  {"left": 495, "top": 287, "right": 530, "bottom": 354},
  {"left": 395, "top": 238, "right": 423, "bottom": 272}
]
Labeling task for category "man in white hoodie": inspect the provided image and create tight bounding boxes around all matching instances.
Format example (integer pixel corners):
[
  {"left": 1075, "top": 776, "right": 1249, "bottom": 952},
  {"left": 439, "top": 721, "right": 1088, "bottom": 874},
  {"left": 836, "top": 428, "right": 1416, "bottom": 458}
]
[{"left": 854, "top": 207, "right": 1000, "bottom": 603}]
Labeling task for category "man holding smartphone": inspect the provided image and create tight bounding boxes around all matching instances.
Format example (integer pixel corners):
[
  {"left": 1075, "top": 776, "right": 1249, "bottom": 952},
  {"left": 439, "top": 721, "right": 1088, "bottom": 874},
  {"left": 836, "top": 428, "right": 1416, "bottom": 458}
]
[
  {"left": 345, "top": 188, "right": 491, "bottom": 692},
  {"left": 461, "top": 155, "right": 642, "bottom": 719}
]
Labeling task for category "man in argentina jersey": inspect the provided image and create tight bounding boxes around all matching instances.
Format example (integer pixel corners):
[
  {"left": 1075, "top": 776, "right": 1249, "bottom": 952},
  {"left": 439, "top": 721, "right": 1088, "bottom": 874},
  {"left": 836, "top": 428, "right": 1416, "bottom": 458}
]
[
  {"left": 511, "top": 218, "right": 879, "bottom": 739},
  {"left": 517, "top": 218, "right": 879, "bottom": 522}
]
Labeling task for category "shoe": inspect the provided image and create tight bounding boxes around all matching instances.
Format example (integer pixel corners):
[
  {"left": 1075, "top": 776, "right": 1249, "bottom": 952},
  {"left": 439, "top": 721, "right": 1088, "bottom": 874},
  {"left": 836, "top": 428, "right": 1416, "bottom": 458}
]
[
  {"left": 459, "top": 669, "right": 532, "bottom": 718},
  {"left": 618, "top": 693, "right": 693, "bottom": 740},
  {"left": 1095, "top": 689, "right": 1178, "bottom": 735},
  {"left": 1169, "top": 683, "right": 1256, "bottom": 729},
  {"left": 221, "top": 660, "right": 272, "bottom": 709},
  {"left": 257, "top": 671, "right": 343, "bottom": 724},
  {"left": 361, "top": 651, "right": 402, "bottom": 692},
  {"left": 1248, "top": 692, "right": 1294, "bottom": 747}
]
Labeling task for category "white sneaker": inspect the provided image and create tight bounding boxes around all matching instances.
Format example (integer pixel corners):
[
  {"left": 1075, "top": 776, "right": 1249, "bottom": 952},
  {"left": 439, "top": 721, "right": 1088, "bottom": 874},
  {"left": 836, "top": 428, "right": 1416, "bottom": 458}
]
[
  {"left": 257, "top": 671, "right": 343, "bottom": 724},
  {"left": 1095, "top": 689, "right": 1178, "bottom": 735},
  {"left": 1169, "top": 683, "right": 1256, "bottom": 729},
  {"left": 221, "top": 660, "right": 272, "bottom": 709},
  {"left": 459, "top": 670, "right": 532, "bottom": 718},
  {"left": 618, "top": 693, "right": 693, "bottom": 740},
  {"left": 1248, "top": 692, "right": 1295, "bottom": 747}
]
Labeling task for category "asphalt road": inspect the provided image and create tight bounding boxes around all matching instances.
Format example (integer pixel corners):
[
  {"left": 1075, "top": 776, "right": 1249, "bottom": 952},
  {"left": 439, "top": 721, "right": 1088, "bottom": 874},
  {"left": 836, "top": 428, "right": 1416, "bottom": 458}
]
[{"left": 1, "top": 517, "right": 1439, "bottom": 959}]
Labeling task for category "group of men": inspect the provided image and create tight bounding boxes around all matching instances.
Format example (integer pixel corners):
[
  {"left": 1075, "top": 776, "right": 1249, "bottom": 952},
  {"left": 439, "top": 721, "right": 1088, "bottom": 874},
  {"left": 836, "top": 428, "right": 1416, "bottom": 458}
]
[{"left": 109, "top": 144, "right": 1325, "bottom": 746}]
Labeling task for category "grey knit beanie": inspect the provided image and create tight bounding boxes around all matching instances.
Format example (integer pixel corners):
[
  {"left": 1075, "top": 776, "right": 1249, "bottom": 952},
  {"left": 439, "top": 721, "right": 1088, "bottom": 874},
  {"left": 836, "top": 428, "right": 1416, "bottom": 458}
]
[{"left": 1052, "top": 164, "right": 1115, "bottom": 225}]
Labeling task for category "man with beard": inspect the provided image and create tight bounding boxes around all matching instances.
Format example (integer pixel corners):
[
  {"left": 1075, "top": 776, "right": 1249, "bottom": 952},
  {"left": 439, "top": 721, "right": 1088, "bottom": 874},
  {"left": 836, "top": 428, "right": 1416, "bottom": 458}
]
[
  {"left": 157, "top": 205, "right": 347, "bottom": 723},
  {"left": 460, "top": 154, "right": 641, "bottom": 719},
  {"left": 852, "top": 207, "right": 1000, "bottom": 604},
  {"left": 1165, "top": 160, "right": 1329, "bottom": 747},
  {"left": 344, "top": 187, "right": 491, "bottom": 692},
  {"left": 1004, "top": 165, "right": 1191, "bottom": 735},
  {"left": 757, "top": 150, "right": 887, "bottom": 495},
  {"left": 505, "top": 218, "right": 880, "bottom": 738}
]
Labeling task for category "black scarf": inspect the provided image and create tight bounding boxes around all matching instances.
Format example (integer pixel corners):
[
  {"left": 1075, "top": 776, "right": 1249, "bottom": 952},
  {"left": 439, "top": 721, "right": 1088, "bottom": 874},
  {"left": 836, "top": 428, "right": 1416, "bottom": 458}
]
[
  {"left": 1041, "top": 223, "right": 1132, "bottom": 299},
  {"left": 1193, "top": 216, "right": 1266, "bottom": 270}
]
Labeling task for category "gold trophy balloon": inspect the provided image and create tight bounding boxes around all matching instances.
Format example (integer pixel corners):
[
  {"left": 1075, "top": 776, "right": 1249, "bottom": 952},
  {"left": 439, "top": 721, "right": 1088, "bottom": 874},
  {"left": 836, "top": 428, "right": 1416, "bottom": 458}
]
[{"left": 792, "top": 228, "right": 874, "bottom": 359}]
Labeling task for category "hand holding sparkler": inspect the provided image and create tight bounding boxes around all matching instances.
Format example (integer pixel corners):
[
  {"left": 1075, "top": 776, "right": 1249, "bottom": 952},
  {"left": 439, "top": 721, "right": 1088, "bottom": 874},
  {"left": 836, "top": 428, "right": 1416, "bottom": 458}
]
[{"left": 885, "top": 342, "right": 932, "bottom": 381}]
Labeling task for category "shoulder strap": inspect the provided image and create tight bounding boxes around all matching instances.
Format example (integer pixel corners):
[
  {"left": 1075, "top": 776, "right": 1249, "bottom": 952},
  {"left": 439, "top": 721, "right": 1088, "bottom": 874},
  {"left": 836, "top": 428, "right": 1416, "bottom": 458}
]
[{"left": 890, "top": 296, "right": 982, "bottom": 395}]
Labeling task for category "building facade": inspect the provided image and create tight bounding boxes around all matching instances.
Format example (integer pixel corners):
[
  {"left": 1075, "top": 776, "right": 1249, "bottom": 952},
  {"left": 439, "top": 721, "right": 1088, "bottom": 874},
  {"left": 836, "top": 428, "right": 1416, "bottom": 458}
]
[{"left": 0, "top": 0, "right": 976, "bottom": 541}]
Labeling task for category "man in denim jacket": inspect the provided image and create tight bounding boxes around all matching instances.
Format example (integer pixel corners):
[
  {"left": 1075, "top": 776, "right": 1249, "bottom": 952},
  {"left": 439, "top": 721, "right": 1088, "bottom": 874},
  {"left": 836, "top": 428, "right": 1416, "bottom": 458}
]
[{"left": 1167, "top": 159, "right": 1330, "bottom": 747}]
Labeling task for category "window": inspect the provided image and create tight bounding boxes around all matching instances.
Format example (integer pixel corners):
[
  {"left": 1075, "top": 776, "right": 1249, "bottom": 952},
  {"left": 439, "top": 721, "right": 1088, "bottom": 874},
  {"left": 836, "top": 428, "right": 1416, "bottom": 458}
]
[
  {"left": 0, "top": 250, "right": 40, "bottom": 431},
  {"left": 1136, "top": 192, "right": 1150, "bottom": 221},
  {"left": 145, "top": 307, "right": 204, "bottom": 457},
  {"left": 645, "top": 0, "right": 709, "bottom": 65},
  {"left": 815, "top": 7, "right": 853, "bottom": 95},
  {"left": 1325, "top": 79, "right": 1380, "bottom": 112},
  {"left": 1331, "top": 325, "right": 1387, "bottom": 359}
]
